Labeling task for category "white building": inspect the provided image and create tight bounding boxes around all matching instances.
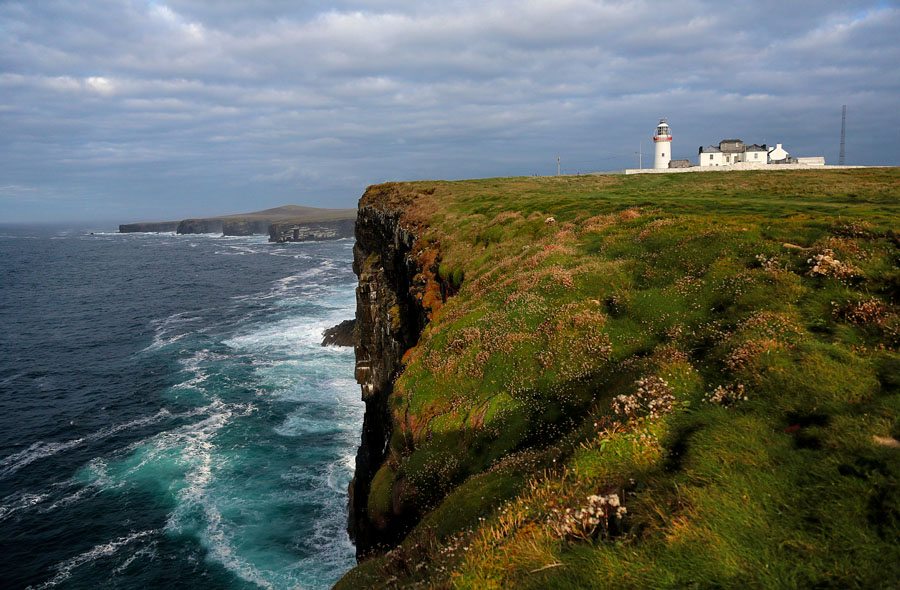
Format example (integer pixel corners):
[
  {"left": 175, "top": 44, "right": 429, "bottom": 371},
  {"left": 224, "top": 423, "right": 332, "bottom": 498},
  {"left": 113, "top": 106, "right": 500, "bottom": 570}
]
[
  {"left": 653, "top": 119, "right": 672, "bottom": 169},
  {"left": 625, "top": 119, "right": 831, "bottom": 174},
  {"left": 768, "top": 143, "right": 789, "bottom": 163},
  {"left": 699, "top": 139, "right": 769, "bottom": 167},
  {"left": 698, "top": 139, "right": 825, "bottom": 167}
]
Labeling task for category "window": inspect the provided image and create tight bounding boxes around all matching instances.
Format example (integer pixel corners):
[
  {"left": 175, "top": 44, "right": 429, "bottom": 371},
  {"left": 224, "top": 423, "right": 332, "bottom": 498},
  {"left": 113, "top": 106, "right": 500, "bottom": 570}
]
[
  {"left": 661, "top": 152, "right": 665, "bottom": 158},
  {"left": 709, "top": 154, "right": 713, "bottom": 160}
]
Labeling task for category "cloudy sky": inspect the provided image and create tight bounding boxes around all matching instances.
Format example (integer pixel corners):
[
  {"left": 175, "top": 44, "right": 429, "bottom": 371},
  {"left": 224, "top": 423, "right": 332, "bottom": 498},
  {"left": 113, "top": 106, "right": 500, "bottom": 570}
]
[{"left": 1, "top": 1, "right": 898, "bottom": 223}]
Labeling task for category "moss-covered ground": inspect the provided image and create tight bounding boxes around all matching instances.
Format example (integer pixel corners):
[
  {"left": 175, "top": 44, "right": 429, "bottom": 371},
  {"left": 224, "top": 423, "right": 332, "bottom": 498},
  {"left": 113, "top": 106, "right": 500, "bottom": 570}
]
[{"left": 337, "top": 169, "right": 899, "bottom": 589}]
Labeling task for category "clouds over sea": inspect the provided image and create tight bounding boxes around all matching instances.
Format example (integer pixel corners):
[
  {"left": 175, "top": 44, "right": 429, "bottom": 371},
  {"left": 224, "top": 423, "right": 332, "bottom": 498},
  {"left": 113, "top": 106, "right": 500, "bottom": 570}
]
[{"left": 2, "top": 1, "right": 898, "bottom": 221}]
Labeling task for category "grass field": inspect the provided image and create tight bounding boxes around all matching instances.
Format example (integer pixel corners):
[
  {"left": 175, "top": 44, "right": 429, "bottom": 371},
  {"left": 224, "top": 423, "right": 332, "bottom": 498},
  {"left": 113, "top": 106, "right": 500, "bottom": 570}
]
[{"left": 337, "top": 169, "right": 899, "bottom": 588}]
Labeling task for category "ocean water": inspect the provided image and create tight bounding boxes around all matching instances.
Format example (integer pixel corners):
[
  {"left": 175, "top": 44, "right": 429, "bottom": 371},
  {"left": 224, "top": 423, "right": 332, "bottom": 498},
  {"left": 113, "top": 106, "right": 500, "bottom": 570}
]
[{"left": 0, "top": 226, "right": 362, "bottom": 589}]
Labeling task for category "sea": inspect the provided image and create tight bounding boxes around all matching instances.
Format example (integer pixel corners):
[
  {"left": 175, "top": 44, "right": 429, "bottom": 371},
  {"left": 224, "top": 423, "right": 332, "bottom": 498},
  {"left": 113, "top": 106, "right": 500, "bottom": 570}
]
[{"left": 0, "top": 225, "right": 362, "bottom": 589}]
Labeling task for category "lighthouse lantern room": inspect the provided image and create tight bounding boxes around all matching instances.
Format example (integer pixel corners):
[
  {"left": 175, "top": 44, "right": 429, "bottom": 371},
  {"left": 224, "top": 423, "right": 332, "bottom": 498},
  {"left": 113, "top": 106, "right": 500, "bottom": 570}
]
[{"left": 653, "top": 118, "right": 672, "bottom": 169}]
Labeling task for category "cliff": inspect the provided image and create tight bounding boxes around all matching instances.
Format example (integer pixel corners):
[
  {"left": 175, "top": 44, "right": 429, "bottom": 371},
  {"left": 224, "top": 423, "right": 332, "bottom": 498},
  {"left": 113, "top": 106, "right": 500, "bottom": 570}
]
[
  {"left": 118, "top": 221, "right": 179, "bottom": 233},
  {"left": 348, "top": 184, "right": 445, "bottom": 556},
  {"left": 176, "top": 218, "right": 225, "bottom": 234},
  {"left": 268, "top": 218, "right": 355, "bottom": 242},
  {"left": 339, "top": 169, "right": 900, "bottom": 588},
  {"left": 120, "top": 204, "right": 355, "bottom": 239}
]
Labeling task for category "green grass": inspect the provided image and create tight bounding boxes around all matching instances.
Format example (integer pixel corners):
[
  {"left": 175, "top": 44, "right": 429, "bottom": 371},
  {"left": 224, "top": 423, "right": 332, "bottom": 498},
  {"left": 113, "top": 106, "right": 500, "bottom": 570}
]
[{"left": 336, "top": 169, "right": 899, "bottom": 589}]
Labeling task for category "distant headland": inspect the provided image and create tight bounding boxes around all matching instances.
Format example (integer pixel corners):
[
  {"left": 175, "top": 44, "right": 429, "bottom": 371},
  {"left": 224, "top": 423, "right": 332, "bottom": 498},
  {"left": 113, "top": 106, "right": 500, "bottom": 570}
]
[{"left": 119, "top": 205, "right": 356, "bottom": 242}]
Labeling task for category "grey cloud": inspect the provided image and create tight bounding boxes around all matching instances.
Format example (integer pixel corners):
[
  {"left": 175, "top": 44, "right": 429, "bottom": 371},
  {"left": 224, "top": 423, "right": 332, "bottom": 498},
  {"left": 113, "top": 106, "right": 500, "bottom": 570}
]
[{"left": 0, "top": 0, "right": 897, "bottom": 223}]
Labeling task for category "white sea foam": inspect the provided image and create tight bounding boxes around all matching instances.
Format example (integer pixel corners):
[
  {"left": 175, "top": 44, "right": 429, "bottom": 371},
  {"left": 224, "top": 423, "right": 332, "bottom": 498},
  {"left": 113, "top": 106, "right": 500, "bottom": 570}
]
[
  {"left": 40, "top": 482, "right": 100, "bottom": 514},
  {"left": 143, "top": 310, "right": 209, "bottom": 352},
  {"left": 122, "top": 401, "right": 254, "bottom": 466},
  {"left": 0, "top": 233, "right": 41, "bottom": 239},
  {"left": 231, "top": 258, "right": 350, "bottom": 307},
  {"left": 29, "top": 529, "right": 158, "bottom": 589},
  {"left": 146, "top": 331, "right": 188, "bottom": 352},
  {"left": 93, "top": 231, "right": 177, "bottom": 237},
  {"left": 225, "top": 295, "right": 354, "bottom": 356},
  {"left": 112, "top": 540, "right": 158, "bottom": 574},
  {"left": 197, "top": 504, "right": 276, "bottom": 590},
  {"left": 0, "top": 408, "right": 173, "bottom": 478},
  {"left": 0, "top": 491, "right": 51, "bottom": 522},
  {"left": 170, "top": 348, "right": 231, "bottom": 391},
  {"left": 274, "top": 413, "right": 341, "bottom": 437},
  {"left": 40, "top": 458, "right": 115, "bottom": 513},
  {"left": 0, "top": 458, "right": 119, "bottom": 521},
  {"left": 215, "top": 245, "right": 261, "bottom": 256},
  {"left": 160, "top": 399, "right": 276, "bottom": 589},
  {"left": 286, "top": 455, "right": 357, "bottom": 576}
]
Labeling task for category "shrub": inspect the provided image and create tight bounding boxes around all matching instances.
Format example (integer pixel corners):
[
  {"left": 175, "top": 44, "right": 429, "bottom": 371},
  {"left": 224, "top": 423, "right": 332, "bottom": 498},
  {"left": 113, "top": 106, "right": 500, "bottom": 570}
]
[
  {"left": 705, "top": 383, "right": 748, "bottom": 406},
  {"left": 612, "top": 377, "right": 674, "bottom": 421},
  {"left": 807, "top": 248, "right": 858, "bottom": 280},
  {"left": 548, "top": 493, "right": 627, "bottom": 541}
]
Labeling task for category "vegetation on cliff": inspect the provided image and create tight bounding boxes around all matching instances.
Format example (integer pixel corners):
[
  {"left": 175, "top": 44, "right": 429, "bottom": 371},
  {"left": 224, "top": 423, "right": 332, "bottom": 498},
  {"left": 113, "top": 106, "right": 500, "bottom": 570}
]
[{"left": 339, "top": 169, "right": 899, "bottom": 588}]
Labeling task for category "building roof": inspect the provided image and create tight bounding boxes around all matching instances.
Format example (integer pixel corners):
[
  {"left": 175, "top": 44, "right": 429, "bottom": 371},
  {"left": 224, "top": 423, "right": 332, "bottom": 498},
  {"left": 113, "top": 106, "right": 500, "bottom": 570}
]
[
  {"left": 699, "top": 139, "right": 772, "bottom": 154},
  {"left": 718, "top": 139, "right": 745, "bottom": 153}
]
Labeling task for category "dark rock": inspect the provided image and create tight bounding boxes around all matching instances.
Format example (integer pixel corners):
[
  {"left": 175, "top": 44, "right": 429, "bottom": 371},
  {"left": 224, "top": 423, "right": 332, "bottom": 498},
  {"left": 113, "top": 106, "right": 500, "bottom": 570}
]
[{"left": 322, "top": 319, "right": 356, "bottom": 347}]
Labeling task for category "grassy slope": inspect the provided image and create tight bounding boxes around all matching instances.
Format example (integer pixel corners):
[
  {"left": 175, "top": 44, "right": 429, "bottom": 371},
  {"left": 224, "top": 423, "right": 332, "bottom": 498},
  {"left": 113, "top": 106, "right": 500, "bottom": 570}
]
[{"left": 338, "top": 169, "right": 899, "bottom": 589}]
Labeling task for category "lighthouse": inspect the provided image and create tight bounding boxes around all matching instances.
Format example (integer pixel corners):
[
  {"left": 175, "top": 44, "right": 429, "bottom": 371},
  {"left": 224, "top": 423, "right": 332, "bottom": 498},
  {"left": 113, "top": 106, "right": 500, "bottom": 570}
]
[{"left": 653, "top": 118, "right": 672, "bottom": 169}]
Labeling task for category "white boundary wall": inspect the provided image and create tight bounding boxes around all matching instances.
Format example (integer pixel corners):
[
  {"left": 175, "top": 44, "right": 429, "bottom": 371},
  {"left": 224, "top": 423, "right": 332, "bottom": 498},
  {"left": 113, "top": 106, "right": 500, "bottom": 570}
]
[{"left": 624, "top": 163, "right": 871, "bottom": 175}]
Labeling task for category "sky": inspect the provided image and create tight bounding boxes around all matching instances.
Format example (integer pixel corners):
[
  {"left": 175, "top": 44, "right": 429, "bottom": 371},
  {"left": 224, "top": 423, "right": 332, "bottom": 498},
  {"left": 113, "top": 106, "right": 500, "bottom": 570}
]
[{"left": 1, "top": 1, "right": 898, "bottom": 223}]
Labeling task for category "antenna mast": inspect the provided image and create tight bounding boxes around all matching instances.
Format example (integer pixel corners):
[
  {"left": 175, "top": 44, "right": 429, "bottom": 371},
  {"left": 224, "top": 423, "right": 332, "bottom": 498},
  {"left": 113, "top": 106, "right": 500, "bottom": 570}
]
[{"left": 839, "top": 105, "right": 846, "bottom": 165}]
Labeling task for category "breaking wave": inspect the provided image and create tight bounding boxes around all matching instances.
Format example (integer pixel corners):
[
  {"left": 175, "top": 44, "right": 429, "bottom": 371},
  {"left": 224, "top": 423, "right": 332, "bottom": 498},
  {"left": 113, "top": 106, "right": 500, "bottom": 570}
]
[{"left": 0, "top": 231, "right": 361, "bottom": 589}]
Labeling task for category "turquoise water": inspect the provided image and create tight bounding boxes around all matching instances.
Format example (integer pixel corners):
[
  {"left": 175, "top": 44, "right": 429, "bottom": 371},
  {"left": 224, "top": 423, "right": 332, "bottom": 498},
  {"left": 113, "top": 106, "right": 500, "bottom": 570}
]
[{"left": 0, "top": 227, "right": 362, "bottom": 588}]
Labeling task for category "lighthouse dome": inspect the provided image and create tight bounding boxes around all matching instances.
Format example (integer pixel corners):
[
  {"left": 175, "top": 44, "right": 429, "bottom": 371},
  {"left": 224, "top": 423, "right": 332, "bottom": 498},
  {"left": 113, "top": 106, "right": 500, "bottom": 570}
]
[{"left": 655, "top": 119, "right": 670, "bottom": 137}]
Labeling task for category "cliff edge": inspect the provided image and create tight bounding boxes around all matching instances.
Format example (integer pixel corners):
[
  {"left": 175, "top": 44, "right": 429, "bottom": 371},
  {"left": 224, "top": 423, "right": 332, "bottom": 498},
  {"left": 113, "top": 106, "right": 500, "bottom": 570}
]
[{"left": 339, "top": 169, "right": 899, "bottom": 588}]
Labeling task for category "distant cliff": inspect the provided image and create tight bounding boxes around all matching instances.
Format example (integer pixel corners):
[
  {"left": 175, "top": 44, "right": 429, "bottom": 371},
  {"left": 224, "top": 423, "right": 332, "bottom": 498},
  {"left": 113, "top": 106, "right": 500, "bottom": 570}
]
[
  {"left": 120, "top": 204, "right": 355, "bottom": 240},
  {"left": 118, "top": 221, "right": 180, "bottom": 233},
  {"left": 269, "top": 218, "right": 355, "bottom": 242},
  {"left": 175, "top": 218, "right": 225, "bottom": 234}
]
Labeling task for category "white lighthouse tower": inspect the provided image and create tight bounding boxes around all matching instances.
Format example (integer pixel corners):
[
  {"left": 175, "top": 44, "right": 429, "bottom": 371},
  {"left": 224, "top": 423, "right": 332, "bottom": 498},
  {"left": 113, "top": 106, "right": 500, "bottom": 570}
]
[{"left": 653, "top": 118, "right": 672, "bottom": 169}]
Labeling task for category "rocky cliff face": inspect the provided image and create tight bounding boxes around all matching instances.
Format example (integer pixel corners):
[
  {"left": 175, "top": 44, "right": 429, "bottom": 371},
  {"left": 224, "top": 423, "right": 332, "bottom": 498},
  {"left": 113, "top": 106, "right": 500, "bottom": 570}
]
[
  {"left": 268, "top": 219, "right": 356, "bottom": 242},
  {"left": 221, "top": 219, "right": 271, "bottom": 236},
  {"left": 176, "top": 218, "right": 225, "bottom": 234},
  {"left": 118, "top": 221, "right": 180, "bottom": 233},
  {"left": 348, "top": 185, "right": 444, "bottom": 558}
]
